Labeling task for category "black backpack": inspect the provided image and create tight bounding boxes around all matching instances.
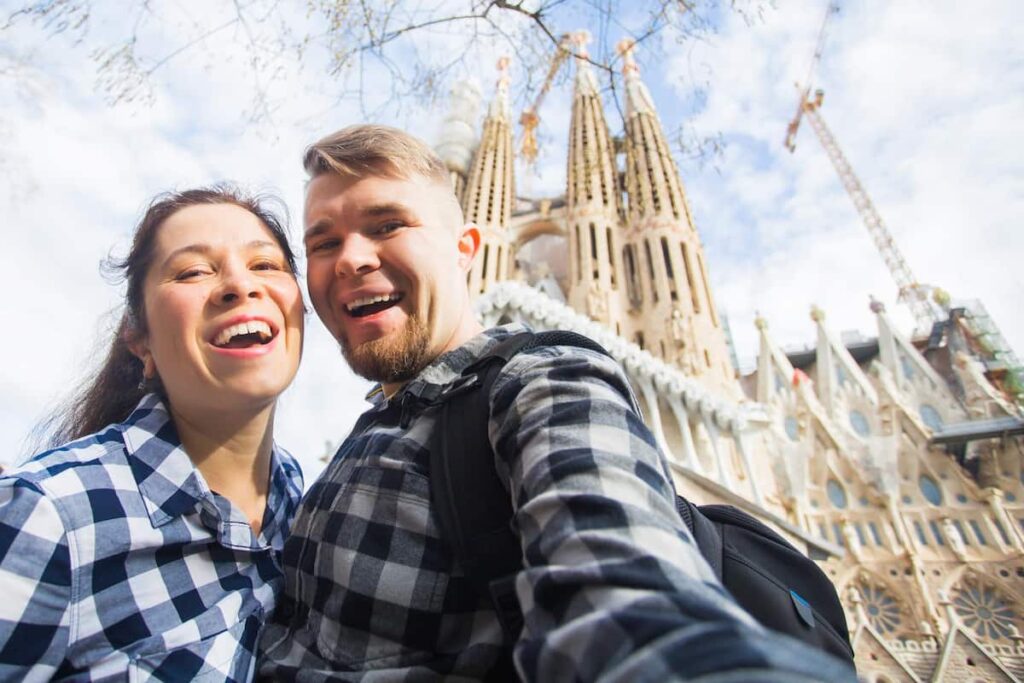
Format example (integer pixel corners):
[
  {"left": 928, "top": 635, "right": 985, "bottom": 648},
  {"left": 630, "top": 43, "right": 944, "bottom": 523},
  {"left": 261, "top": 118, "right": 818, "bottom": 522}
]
[{"left": 429, "top": 330, "right": 855, "bottom": 672}]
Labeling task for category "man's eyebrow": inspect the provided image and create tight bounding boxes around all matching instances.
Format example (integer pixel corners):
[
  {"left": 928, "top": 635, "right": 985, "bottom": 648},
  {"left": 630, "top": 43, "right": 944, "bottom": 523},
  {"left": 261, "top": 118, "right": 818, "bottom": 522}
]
[
  {"left": 304, "top": 221, "right": 330, "bottom": 241},
  {"left": 363, "top": 202, "right": 411, "bottom": 217},
  {"left": 304, "top": 202, "right": 414, "bottom": 240}
]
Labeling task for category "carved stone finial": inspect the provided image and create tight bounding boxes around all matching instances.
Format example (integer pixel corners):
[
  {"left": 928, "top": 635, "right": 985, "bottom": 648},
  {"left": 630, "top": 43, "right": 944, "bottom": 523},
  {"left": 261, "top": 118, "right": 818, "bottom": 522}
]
[
  {"left": 810, "top": 304, "right": 825, "bottom": 322},
  {"left": 571, "top": 30, "right": 592, "bottom": 58},
  {"left": 754, "top": 312, "right": 768, "bottom": 330},
  {"left": 496, "top": 56, "right": 511, "bottom": 89},
  {"left": 869, "top": 296, "right": 885, "bottom": 314},
  {"left": 616, "top": 38, "right": 639, "bottom": 74}
]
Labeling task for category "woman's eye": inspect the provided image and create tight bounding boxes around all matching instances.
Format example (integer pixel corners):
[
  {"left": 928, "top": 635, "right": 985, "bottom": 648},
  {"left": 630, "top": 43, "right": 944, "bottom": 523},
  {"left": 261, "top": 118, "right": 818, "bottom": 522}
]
[
  {"left": 176, "top": 267, "right": 210, "bottom": 281},
  {"left": 252, "top": 260, "right": 284, "bottom": 271}
]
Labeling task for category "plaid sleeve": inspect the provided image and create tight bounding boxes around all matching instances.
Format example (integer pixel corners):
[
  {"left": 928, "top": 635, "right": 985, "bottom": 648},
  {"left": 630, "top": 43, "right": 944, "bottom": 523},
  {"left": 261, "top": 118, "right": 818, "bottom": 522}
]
[
  {"left": 490, "top": 347, "right": 856, "bottom": 682},
  {"left": 0, "top": 477, "right": 73, "bottom": 678}
]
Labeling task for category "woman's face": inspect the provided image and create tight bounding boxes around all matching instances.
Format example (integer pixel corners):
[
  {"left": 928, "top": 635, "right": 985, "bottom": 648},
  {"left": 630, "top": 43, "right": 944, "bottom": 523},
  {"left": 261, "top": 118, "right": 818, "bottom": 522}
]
[{"left": 132, "top": 203, "right": 303, "bottom": 417}]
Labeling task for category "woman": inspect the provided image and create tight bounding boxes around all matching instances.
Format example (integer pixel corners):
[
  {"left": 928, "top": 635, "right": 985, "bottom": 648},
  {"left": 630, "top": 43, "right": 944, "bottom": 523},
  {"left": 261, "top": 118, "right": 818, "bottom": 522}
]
[{"left": 0, "top": 187, "right": 305, "bottom": 681}]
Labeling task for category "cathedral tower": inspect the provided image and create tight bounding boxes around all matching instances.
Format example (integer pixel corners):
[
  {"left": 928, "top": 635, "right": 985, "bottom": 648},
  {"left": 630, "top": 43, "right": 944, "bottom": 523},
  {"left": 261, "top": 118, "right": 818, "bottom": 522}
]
[
  {"left": 563, "top": 32, "right": 628, "bottom": 332},
  {"left": 618, "top": 39, "right": 736, "bottom": 396},
  {"left": 462, "top": 58, "right": 515, "bottom": 298}
]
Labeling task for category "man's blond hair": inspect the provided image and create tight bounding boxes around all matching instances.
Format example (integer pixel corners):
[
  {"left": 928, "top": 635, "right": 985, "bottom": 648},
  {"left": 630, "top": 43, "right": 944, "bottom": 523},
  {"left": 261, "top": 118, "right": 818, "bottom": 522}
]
[{"left": 303, "top": 124, "right": 450, "bottom": 184}]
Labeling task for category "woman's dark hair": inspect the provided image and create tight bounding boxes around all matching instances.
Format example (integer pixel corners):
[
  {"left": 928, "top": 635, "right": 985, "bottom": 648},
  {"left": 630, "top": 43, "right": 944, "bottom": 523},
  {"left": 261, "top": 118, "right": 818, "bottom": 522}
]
[{"left": 43, "top": 185, "right": 297, "bottom": 448}]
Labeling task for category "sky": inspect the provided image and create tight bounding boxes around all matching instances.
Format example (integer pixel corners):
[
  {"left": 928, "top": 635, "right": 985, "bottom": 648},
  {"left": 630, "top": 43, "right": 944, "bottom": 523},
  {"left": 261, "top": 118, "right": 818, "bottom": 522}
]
[{"left": 1, "top": 0, "right": 1021, "bottom": 481}]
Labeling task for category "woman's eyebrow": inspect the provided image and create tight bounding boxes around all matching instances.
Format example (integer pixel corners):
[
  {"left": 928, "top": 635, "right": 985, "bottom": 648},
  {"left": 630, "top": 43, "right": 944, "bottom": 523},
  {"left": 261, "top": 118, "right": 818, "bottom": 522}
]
[{"left": 161, "top": 240, "right": 278, "bottom": 267}]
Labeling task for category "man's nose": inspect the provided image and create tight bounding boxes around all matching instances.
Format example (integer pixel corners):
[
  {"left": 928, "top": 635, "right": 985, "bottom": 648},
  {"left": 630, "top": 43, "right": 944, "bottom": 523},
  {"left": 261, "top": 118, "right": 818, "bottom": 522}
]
[{"left": 334, "top": 234, "right": 380, "bottom": 277}]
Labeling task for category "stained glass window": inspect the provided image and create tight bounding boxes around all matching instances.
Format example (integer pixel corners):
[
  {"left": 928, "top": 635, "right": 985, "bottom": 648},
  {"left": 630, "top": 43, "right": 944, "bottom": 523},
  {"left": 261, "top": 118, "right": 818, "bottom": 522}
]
[
  {"left": 849, "top": 410, "right": 870, "bottom": 437},
  {"left": 900, "top": 354, "right": 915, "bottom": 380},
  {"left": 827, "top": 479, "right": 848, "bottom": 509},
  {"left": 953, "top": 583, "right": 1020, "bottom": 640},
  {"left": 920, "top": 404, "right": 943, "bottom": 431},
  {"left": 859, "top": 582, "right": 903, "bottom": 634},
  {"left": 784, "top": 416, "right": 799, "bottom": 441},
  {"left": 919, "top": 475, "right": 942, "bottom": 505}
]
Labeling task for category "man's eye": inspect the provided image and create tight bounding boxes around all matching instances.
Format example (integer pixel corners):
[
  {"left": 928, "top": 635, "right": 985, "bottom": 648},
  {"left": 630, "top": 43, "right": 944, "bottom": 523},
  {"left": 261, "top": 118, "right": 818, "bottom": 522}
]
[
  {"left": 374, "top": 221, "right": 404, "bottom": 236},
  {"left": 308, "top": 239, "right": 339, "bottom": 254}
]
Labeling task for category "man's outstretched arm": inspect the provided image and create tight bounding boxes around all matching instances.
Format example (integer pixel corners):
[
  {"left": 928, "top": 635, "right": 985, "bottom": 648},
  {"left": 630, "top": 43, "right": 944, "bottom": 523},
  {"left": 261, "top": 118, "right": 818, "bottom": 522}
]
[{"left": 489, "top": 345, "right": 856, "bottom": 682}]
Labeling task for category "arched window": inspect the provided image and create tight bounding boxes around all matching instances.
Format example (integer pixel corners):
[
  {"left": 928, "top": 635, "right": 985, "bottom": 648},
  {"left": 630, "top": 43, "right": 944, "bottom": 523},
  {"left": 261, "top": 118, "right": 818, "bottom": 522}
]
[
  {"left": 920, "top": 404, "right": 943, "bottom": 430},
  {"left": 827, "top": 479, "right": 848, "bottom": 509},
  {"left": 919, "top": 474, "right": 942, "bottom": 506},
  {"left": 849, "top": 410, "right": 870, "bottom": 437}
]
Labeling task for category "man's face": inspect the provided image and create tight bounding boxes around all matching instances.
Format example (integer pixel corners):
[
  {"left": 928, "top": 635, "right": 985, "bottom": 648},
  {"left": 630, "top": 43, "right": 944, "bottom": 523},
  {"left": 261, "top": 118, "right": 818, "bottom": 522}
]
[{"left": 304, "top": 171, "right": 480, "bottom": 386}]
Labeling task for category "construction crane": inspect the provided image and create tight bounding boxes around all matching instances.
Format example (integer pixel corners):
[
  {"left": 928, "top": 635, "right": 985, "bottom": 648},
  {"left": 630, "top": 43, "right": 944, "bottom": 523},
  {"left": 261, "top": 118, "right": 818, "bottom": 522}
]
[
  {"left": 518, "top": 33, "right": 573, "bottom": 169},
  {"left": 785, "top": 2, "right": 945, "bottom": 334}
]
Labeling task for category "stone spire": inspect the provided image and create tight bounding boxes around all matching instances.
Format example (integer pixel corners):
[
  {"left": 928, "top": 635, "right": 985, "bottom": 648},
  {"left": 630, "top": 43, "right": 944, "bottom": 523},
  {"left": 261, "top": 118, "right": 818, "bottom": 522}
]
[
  {"left": 619, "top": 38, "right": 694, "bottom": 230},
  {"left": 616, "top": 39, "right": 736, "bottom": 396},
  {"left": 564, "top": 31, "right": 627, "bottom": 332},
  {"left": 463, "top": 57, "right": 515, "bottom": 298},
  {"left": 435, "top": 80, "right": 482, "bottom": 203}
]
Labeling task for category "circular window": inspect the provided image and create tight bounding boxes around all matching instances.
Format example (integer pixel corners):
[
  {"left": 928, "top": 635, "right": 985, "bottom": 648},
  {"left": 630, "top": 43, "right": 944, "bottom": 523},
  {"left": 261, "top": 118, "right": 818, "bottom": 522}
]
[
  {"left": 827, "top": 479, "right": 848, "bottom": 509},
  {"left": 859, "top": 582, "right": 903, "bottom": 634},
  {"left": 919, "top": 474, "right": 943, "bottom": 506},
  {"left": 953, "top": 583, "right": 1020, "bottom": 641},
  {"left": 957, "top": 494, "right": 968, "bottom": 504},
  {"left": 784, "top": 416, "right": 799, "bottom": 441},
  {"left": 849, "top": 410, "right": 870, "bottom": 437},
  {"left": 1008, "top": 493, "right": 1017, "bottom": 503},
  {"left": 920, "top": 404, "right": 943, "bottom": 431}
]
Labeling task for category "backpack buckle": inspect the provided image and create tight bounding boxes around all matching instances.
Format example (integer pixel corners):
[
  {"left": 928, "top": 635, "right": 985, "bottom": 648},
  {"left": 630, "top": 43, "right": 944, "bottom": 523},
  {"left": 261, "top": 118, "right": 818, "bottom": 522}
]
[{"left": 440, "top": 372, "right": 482, "bottom": 400}]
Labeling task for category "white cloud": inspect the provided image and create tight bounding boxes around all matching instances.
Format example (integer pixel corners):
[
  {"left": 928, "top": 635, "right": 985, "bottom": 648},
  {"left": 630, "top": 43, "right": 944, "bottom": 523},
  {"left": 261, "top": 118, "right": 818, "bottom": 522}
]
[{"left": 655, "top": 0, "right": 1024, "bottom": 371}]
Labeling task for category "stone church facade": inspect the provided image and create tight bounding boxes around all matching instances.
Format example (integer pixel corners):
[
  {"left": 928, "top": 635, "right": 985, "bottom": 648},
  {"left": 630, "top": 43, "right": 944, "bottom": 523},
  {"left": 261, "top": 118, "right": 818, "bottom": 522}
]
[{"left": 435, "top": 36, "right": 1024, "bottom": 682}]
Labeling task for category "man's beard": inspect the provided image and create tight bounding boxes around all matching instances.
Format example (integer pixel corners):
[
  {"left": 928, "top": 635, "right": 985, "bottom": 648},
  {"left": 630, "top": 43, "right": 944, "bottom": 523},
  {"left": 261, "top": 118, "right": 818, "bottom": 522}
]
[{"left": 340, "top": 313, "right": 431, "bottom": 384}]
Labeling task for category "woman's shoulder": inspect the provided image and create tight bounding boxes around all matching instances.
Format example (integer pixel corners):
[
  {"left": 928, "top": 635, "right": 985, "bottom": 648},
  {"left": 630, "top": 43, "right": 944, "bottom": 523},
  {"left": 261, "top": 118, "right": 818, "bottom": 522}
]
[{"left": 4, "top": 422, "right": 130, "bottom": 501}]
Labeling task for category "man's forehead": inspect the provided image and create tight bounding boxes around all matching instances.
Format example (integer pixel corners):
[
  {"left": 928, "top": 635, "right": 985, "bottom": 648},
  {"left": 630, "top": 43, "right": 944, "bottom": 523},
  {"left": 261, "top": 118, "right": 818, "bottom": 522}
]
[{"left": 305, "top": 172, "right": 454, "bottom": 212}]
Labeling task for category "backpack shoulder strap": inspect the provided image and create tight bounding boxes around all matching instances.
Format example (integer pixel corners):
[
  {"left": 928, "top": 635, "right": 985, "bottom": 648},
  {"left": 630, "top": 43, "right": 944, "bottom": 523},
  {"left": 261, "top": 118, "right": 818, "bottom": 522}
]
[
  {"left": 676, "top": 496, "right": 724, "bottom": 580},
  {"left": 429, "top": 329, "right": 613, "bottom": 640},
  {"left": 429, "top": 331, "right": 536, "bottom": 640}
]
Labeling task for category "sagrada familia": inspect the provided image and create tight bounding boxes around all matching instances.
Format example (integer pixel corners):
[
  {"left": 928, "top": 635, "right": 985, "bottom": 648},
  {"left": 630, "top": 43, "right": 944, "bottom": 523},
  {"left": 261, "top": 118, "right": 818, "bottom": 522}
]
[{"left": 432, "top": 38, "right": 1024, "bottom": 682}]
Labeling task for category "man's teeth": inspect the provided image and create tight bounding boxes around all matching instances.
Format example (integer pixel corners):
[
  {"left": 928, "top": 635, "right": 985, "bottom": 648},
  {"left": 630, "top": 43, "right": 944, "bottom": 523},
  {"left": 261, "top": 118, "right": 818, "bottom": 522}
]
[
  {"left": 346, "top": 294, "right": 399, "bottom": 312},
  {"left": 213, "top": 320, "right": 273, "bottom": 346}
]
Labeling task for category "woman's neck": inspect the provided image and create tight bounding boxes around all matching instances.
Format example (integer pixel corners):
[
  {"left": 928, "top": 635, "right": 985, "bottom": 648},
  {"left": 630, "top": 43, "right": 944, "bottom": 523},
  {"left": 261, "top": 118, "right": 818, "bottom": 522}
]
[{"left": 168, "top": 400, "right": 276, "bottom": 536}]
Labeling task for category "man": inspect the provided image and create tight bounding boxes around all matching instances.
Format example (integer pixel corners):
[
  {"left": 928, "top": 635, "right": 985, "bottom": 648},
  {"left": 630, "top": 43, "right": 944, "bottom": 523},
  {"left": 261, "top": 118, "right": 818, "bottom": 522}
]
[{"left": 259, "top": 124, "right": 855, "bottom": 681}]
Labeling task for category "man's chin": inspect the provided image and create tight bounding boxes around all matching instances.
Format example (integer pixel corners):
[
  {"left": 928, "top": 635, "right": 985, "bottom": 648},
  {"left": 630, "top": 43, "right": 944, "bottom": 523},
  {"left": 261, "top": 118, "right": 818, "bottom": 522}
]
[{"left": 340, "top": 322, "right": 430, "bottom": 384}]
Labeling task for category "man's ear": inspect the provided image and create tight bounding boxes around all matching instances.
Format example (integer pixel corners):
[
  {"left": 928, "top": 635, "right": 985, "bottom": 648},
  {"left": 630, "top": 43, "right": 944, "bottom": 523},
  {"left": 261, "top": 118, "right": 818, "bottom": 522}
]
[{"left": 457, "top": 223, "right": 481, "bottom": 271}]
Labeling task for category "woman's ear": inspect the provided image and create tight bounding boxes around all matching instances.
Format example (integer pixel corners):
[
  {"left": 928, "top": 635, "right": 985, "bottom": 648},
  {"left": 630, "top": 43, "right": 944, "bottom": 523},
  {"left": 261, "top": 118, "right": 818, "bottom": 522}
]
[
  {"left": 125, "top": 332, "right": 156, "bottom": 379},
  {"left": 457, "top": 223, "right": 481, "bottom": 271}
]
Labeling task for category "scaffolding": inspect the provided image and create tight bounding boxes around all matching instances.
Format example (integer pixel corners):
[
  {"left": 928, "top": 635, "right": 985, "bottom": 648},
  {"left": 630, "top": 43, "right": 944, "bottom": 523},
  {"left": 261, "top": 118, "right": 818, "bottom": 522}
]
[{"left": 958, "top": 300, "right": 1024, "bottom": 404}]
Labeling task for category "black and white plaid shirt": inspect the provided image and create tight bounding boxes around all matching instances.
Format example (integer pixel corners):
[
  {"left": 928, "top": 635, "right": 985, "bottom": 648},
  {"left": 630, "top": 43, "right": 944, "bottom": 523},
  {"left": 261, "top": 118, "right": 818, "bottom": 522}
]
[
  {"left": 0, "top": 394, "right": 303, "bottom": 681},
  {"left": 260, "top": 324, "right": 855, "bottom": 681}
]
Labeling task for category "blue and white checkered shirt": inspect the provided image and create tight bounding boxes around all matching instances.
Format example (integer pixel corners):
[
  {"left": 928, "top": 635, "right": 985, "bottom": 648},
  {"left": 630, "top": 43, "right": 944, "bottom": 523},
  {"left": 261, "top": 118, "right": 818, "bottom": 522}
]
[
  {"left": 259, "top": 324, "right": 855, "bottom": 681},
  {"left": 0, "top": 394, "right": 303, "bottom": 681}
]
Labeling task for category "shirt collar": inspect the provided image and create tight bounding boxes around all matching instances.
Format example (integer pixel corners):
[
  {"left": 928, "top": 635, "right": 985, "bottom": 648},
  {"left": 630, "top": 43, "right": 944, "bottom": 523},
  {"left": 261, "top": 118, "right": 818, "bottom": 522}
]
[
  {"left": 121, "top": 395, "right": 301, "bottom": 550},
  {"left": 122, "top": 394, "right": 209, "bottom": 528}
]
